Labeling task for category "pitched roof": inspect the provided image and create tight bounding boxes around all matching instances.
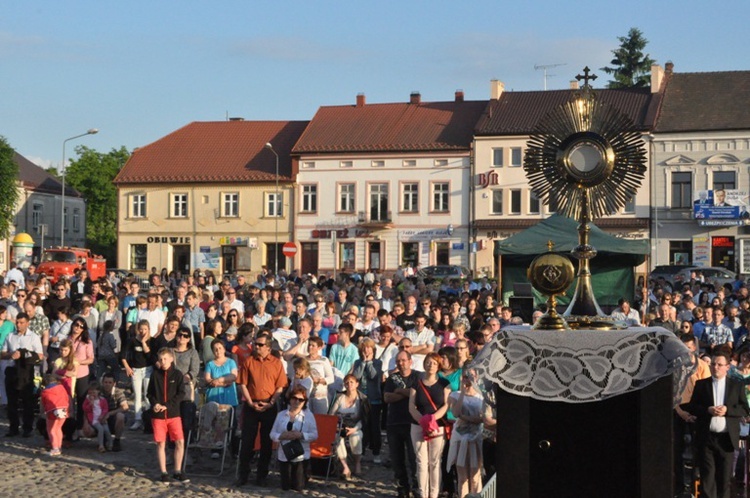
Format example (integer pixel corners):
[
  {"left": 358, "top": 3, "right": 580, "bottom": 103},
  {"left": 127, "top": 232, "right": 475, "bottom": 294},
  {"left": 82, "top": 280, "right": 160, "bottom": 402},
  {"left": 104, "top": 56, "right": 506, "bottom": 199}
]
[
  {"left": 114, "top": 120, "right": 309, "bottom": 184},
  {"left": 14, "top": 152, "right": 82, "bottom": 197},
  {"left": 476, "top": 87, "right": 661, "bottom": 136},
  {"left": 654, "top": 71, "right": 750, "bottom": 132},
  {"left": 292, "top": 99, "right": 487, "bottom": 154}
]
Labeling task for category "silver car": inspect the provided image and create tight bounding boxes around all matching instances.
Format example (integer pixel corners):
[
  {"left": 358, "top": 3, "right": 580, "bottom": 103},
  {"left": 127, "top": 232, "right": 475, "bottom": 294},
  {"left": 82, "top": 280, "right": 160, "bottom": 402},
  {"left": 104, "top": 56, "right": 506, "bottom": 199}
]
[{"left": 672, "top": 266, "right": 737, "bottom": 290}]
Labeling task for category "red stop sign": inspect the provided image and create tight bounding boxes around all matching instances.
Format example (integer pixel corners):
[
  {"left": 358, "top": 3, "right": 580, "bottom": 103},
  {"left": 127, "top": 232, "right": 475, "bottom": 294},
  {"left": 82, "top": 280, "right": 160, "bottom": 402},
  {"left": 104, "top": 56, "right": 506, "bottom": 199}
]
[{"left": 282, "top": 242, "right": 297, "bottom": 258}]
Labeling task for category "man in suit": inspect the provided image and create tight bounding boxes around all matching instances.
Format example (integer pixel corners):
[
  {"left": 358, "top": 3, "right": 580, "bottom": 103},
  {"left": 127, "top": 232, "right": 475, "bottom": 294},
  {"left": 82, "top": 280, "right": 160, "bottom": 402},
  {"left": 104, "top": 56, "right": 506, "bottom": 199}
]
[{"left": 686, "top": 349, "right": 750, "bottom": 498}]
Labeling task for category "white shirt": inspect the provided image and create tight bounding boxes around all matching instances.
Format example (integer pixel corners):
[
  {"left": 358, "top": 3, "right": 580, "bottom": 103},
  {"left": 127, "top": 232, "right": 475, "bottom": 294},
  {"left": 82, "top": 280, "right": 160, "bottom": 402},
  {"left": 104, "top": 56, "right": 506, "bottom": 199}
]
[
  {"left": 4, "top": 268, "right": 24, "bottom": 288},
  {"left": 710, "top": 376, "right": 728, "bottom": 433},
  {"left": 138, "top": 308, "right": 165, "bottom": 338},
  {"left": 269, "top": 408, "right": 318, "bottom": 462}
]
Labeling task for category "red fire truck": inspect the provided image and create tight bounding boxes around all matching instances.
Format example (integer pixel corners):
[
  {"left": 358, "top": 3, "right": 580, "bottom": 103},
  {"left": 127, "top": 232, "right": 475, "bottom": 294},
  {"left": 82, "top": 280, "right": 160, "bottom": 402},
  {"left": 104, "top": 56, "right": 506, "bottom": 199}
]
[{"left": 37, "top": 247, "right": 106, "bottom": 283}]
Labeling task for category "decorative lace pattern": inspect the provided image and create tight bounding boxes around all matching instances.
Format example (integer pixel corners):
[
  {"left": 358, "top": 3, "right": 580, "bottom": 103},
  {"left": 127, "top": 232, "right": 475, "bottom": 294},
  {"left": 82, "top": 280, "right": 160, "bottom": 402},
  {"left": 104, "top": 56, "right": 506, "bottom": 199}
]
[{"left": 469, "top": 326, "right": 695, "bottom": 406}]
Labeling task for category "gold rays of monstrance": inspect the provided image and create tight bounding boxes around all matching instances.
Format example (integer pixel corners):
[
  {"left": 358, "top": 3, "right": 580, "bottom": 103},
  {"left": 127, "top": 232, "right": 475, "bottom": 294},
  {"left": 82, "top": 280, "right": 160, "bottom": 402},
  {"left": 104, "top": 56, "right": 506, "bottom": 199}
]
[{"left": 523, "top": 67, "right": 647, "bottom": 329}]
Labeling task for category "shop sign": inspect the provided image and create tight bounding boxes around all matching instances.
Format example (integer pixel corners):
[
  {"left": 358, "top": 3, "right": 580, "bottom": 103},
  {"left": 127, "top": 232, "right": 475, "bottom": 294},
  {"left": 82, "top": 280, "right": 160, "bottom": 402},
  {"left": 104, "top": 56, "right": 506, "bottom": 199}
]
[
  {"left": 311, "top": 228, "right": 371, "bottom": 239},
  {"left": 692, "top": 235, "right": 710, "bottom": 267},
  {"left": 219, "top": 236, "right": 256, "bottom": 247},
  {"left": 147, "top": 236, "right": 191, "bottom": 244},
  {"left": 399, "top": 229, "right": 452, "bottom": 241},
  {"left": 476, "top": 171, "right": 499, "bottom": 189}
]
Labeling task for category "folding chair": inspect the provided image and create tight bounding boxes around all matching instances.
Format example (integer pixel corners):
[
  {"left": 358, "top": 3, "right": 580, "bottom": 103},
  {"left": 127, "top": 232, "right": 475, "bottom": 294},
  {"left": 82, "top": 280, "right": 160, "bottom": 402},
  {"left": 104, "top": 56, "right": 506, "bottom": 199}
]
[
  {"left": 184, "top": 401, "right": 235, "bottom": 476},
  {"left": 310, "top": 413, "right": 342, "bottom": 485}
]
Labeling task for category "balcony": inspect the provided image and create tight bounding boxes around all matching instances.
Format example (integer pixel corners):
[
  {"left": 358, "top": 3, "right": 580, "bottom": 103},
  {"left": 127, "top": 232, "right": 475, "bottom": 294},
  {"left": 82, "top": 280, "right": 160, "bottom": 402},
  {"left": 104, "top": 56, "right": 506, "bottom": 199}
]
[{"left": 357, "top": 210, "right": 393, "bottom": 229}]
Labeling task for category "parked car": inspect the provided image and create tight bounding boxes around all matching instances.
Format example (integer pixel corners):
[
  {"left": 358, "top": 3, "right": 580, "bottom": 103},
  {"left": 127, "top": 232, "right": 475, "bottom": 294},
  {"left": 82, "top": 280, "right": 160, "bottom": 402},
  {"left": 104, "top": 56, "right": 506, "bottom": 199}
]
[
  {"left": 672, "top": 266, "right": 737, "bottom": 290},
  {"left": 106, "top": 268, "right": 150, "bottom": 290},
  {"left": 648, "top": 265, "right": 691, "bottom": 285},
  {"left": 417, "top": 265, "right": 472, "bottom": 280}
]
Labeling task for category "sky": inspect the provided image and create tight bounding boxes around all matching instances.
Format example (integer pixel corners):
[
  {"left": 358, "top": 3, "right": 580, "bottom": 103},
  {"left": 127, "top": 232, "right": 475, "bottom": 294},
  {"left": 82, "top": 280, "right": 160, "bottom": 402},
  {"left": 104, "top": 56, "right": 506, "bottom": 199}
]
[{"left": 2, "top": 0, "right": 749, "bottom": 169}]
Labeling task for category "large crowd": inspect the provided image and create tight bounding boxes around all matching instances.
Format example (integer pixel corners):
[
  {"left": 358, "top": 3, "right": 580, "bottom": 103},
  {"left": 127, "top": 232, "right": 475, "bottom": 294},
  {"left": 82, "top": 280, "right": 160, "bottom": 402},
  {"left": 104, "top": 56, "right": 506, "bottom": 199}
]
[{"left": 5, "top": 261, "right": 750, "bottom": 497}]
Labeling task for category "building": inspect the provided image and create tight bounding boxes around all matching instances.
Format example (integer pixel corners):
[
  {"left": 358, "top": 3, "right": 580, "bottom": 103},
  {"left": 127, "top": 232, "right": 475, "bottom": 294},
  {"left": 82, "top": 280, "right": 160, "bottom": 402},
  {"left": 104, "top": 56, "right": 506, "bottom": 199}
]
[
  {"left": 12, "top": 152, "right": 86, "bottom": 263},
  {"left": 113, "top": 120, "right": 308, "bottom": 277},
  {"left": 472, "top": 68, "right": 665, "bottom": 277},
  {"left": 290, "top": 91, "right": 487, "bottom": 275},
  {"left": 652, "top": 66, "right": 750, "bottom": 273}
]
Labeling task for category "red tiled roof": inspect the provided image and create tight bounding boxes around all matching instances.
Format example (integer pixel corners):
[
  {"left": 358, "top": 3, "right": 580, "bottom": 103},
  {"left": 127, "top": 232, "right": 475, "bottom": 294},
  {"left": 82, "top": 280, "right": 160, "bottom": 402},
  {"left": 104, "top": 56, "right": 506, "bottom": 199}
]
[
  {"left": 476, "top": 87, "right": 660, "bottom": 136},
  {"left": 14, "top": 152, "right": 82, "bottom": 197},
  {"left": 292, "top": 100, "right": 487, "bottom": 154},
  {"left": 654, "top": 71, "right": 750, "bottom": 132},
  {"left": 114, "top": 121, "right": 309, "bottom": 184}
]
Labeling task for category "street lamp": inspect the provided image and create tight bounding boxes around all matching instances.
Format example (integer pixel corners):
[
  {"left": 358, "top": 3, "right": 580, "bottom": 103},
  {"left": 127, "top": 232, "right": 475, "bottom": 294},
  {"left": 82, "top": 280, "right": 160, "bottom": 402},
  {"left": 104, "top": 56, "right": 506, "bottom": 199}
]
[
  {"left": 61, "top": 128, "right": 98, "bottom": 246},
  {"left": 265, "top": 142, "right": 280, "bottom": 277}
]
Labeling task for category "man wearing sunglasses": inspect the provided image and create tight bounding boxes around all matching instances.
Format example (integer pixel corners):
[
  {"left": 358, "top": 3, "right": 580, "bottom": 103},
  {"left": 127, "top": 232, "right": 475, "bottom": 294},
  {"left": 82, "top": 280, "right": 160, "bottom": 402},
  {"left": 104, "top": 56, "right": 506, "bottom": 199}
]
[{"left": 235, "top": 332, "right": 287, "bottom": 487}]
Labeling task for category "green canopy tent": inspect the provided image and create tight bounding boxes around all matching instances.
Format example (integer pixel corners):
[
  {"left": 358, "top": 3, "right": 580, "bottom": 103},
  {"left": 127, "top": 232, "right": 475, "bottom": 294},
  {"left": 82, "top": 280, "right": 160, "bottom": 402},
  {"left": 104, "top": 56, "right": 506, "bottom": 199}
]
[{"left": 495, "top": 214, "right": 648, "bottom": 309}]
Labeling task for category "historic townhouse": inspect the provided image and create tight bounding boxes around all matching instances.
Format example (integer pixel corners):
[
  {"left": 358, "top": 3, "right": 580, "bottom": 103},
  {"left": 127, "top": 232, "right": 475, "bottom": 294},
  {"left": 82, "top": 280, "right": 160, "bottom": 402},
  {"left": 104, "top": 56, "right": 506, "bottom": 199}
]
[
  {"left": 472, "top": 67, "right": 666, "bottom": 277},
  {"left": 290, "top": 92, "right": 487, "bottom": 275},
  {"left": 652, "top": 67, "right": 750, "bottom": 272},
  {"left": 114, "top": 120, "right": 308, "bottom": 276}
]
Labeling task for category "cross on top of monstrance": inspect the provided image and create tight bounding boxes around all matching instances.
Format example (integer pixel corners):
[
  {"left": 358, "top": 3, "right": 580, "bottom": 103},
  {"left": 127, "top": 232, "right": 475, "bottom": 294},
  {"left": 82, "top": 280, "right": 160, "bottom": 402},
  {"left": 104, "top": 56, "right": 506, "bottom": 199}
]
[{"left": 575, "top": 66, "right": 598, "bottom": 87}]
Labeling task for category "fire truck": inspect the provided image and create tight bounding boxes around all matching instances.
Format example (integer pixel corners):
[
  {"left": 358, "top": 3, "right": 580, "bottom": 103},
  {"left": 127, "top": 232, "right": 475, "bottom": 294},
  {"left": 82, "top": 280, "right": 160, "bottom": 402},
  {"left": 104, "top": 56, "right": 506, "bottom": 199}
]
[{"left": 37, "top": 247, "right": 106, "bottom": 283}]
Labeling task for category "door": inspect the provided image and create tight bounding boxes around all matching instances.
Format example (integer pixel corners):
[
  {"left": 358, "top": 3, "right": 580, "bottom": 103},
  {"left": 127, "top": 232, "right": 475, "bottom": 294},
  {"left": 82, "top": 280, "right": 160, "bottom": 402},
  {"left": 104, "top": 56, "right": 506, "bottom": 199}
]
[
  {"left": 222, "top": 246, "right": 237, "bottom": 276},
  {"left": 368, "top": 241, "right": 381, "bottom": 270},
  {"left": 266, "top": 243, "right": 285, "bottom": 275},
  {"left": 301, "top": 242, "right": 318, "bottom": 275},
  {"left": 436, "top": 242, "right": 450, "bottom": 265},
  {"left": 172, "top": 245, "right": 190, "bottom": 273}
]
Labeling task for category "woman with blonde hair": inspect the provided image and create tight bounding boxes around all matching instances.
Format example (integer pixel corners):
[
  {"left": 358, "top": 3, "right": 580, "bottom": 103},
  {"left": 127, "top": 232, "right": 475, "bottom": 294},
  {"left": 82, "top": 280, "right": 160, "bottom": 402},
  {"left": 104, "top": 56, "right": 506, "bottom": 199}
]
[{"left": 351, "top": 337, "right": 383, "bottom": 463}]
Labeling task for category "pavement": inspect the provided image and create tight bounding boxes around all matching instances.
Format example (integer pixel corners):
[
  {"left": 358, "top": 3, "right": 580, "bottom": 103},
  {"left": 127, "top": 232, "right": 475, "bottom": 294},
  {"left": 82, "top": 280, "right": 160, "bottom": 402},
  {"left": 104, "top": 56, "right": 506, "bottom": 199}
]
[{"left": 0, "top": 415, "right": 398, "bottom": 498}]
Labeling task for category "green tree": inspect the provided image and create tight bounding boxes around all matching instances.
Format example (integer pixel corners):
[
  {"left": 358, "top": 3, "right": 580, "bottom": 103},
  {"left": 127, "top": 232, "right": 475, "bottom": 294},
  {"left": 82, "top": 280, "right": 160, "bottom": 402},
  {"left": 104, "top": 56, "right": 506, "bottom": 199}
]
[
  {"left": 600, "top": 28, "right": 656, "bottom": 88},
  {"left": 0, "top": 137, "right": 20, "bottom": 239},
  {"left": 65, "top": 146, "right": 130, "bottom": 261}
]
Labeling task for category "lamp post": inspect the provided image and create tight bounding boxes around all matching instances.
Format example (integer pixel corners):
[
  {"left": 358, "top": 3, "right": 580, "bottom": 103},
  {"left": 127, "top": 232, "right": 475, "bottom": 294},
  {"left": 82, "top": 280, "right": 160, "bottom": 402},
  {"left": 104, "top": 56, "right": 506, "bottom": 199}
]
[
  {"left": 265, "top": 142, "right": 280, "bottom": 277},
  {"left": 61, "top": 128, "right": 98, "bottom": 246}
]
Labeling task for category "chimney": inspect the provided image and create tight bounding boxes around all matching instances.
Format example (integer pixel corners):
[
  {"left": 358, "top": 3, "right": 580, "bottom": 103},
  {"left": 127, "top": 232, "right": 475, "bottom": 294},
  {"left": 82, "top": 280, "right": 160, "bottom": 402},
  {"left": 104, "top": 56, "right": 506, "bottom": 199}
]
[
  {"left": 356, "top": 93, "right": 366, "bottom": 107},
  {"left": 665, "top": 61, "right": 674, "bottom": 73},
  {"left": 569, "top": 80, "right": 579, "bottom": 90},
  {"left": 228, "top": 117, "right": 244, "bottom": 121},
  {"left": 490, "top": 80, "right": 505, "bottom": 100},
  {"left": 650, "top": 64, "right": 665, "bottom": 93},
  {"left": 410, "top": 92, "right": 421, "bottom": 105},
  {"left": 455, "top": 90, "right": 464, "bottom": 102}
]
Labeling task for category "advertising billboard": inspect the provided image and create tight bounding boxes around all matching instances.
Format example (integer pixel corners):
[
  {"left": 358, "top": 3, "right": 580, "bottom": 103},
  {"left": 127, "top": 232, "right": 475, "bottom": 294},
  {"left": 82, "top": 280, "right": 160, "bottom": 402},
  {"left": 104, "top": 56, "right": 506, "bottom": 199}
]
[{"left": 693, "top": 189, "right": 750, "bottom": 223}]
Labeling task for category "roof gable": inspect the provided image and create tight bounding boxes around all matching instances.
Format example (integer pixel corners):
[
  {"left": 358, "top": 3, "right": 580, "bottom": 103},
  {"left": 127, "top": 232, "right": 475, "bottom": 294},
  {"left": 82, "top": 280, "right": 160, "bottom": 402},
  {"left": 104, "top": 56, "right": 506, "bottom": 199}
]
[
  {"left": 14, "top": 152, "right": 81, "bottom": 197},
  {"left": 114, "top": 120, "right": 309, "bottom": 185},
  {"left": 292, "top": 99, "right": 487, "bottom": 154}
]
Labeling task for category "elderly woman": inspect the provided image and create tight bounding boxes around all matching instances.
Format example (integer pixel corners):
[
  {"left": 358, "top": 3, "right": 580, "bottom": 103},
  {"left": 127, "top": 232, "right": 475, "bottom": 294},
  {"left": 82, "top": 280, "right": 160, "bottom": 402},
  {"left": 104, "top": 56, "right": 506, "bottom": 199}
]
[
  {"left": 409, "top": 352, "right": 451, "bottom": 498},
  {"left": 270, "top": 385, "right": 318, "bottom": 491},
  {"left": 350, "top": 337, "right": 383, "bottom": 463}
]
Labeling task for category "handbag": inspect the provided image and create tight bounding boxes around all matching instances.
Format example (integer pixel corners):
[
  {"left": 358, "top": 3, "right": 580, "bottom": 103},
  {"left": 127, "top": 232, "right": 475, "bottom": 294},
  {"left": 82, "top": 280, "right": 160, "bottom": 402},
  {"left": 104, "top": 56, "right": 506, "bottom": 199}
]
[
  {"left": 418, "top": 380, "right": 445, "bottom": 441},
  {"left": 281, "top": 420, "right": 305, "bottom": 461}
]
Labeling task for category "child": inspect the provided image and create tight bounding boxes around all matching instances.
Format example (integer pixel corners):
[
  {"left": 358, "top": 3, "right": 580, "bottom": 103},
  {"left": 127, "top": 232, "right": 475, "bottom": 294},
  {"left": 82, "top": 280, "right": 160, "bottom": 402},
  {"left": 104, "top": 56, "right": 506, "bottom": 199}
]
[
  {"left": 82, "top": 381, "right": 111, "bottom": 452},
  {"left": 147, "top": 347, "right": 189, "bottom": 483},
  {"left": 40, "top": 374, "right": 69, "bottom": 456}
]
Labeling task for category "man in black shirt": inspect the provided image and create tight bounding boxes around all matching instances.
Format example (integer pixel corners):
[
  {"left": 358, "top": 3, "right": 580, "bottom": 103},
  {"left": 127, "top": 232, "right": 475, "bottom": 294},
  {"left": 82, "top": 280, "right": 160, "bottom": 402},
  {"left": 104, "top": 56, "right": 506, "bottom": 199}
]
[
  {"left": 396, "top": 294, "right": 418, "bottom": 332},
  {"left": 384, "top": 350, "right": 419, "bottom": 498},
  {"left": 44, "top": 283, "right": 72, "bottom": 322}
]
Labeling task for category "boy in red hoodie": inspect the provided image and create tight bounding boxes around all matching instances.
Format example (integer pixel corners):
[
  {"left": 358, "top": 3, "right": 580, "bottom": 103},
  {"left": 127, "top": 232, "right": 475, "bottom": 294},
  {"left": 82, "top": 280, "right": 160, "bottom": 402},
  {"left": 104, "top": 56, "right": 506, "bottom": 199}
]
[
  {"left": 147, "top": 347, "right": 188, "bottom": 483},
  {"left": 40, "top": 374, "right": 69, "bottom": 456}
]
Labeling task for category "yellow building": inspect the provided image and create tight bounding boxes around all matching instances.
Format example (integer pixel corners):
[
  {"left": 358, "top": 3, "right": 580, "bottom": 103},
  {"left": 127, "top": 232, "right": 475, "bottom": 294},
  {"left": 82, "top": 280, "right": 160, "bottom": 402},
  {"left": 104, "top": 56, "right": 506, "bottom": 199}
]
[{"left": 114, "top": 120, "right": 308, "bottom": 277}]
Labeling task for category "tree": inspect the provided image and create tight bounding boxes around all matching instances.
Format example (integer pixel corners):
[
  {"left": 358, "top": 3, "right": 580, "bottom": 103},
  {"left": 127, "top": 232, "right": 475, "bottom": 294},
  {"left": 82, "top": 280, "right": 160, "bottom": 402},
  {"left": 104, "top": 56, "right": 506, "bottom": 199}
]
[
  {"left": 600, "top": 28, "right": 656, "bottom": 89},
  {"left": 65, "top": 146, "right": 130, "bottom": 261},
  {"left": 0, "top": 137, "right": 20, "bottom": 239}
]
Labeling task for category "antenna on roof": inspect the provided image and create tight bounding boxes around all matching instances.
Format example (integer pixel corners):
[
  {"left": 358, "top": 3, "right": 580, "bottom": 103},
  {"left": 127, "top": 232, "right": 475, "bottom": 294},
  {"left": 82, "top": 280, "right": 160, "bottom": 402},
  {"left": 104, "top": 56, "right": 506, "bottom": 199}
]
[{"left": 534, "top": 63, "right": 567, "bottom": 91}]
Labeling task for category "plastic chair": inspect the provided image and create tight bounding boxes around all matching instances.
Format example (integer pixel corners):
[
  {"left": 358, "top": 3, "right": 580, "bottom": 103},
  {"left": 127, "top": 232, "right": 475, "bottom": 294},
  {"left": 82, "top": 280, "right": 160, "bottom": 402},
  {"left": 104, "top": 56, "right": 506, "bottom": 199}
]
[
  {"left": 184, "top": 402, "right": 235, "bottom": 476},
  {"left": 310, "top": 413, "right": 341, "bottom": 484}
]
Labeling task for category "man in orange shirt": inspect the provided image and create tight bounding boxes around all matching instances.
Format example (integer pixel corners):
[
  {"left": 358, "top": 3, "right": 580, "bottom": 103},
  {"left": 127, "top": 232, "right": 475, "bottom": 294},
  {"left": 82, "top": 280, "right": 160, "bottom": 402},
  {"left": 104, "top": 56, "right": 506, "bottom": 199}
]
[{"left": 235, "top": 331, "right": 287, "bottom": 487}]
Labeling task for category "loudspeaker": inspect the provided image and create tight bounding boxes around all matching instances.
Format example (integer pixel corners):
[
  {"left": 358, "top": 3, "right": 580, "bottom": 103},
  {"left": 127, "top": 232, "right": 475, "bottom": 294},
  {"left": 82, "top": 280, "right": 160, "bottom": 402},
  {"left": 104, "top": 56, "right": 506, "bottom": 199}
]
[
  {"left": 513, "top": 282, "right": 533, "bottom": 297},
  {"left": 509, "top": 296, "right": 534, "bottom": 324}
]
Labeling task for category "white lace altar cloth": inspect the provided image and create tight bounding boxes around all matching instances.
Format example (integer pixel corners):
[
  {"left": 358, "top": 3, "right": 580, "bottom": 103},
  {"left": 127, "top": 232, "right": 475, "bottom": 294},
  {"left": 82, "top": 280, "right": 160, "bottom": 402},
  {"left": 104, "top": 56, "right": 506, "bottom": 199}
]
[{"left": 469, "top": 326, "right": 695, "bottom": 406}]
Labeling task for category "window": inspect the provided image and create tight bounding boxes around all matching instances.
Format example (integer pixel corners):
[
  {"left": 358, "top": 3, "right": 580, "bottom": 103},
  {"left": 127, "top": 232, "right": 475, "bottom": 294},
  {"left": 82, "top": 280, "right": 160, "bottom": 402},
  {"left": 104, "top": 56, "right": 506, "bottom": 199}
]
[
  {"left": 171, "top": 193, "right": 188, "bottom": 218},
  {"left": 302, "top": 161, "right": 315, "bottom": 169},
  {"left": 510, "top": 190, "right": 521, "bottom": 214},
  {"left": 63, "top": 207, "right": 68, "bottom": 232},
  {"left": 491, "top": 190, "right": 502, "bottom": 214},
  {"left": 671, "top": 172, "right": 692, "bottom": 209},
  {"left": 402, "top": 242, "right": 419, "bottom": 268},
  {"left": 222, "top": 192, "right": 239, "bottom": 217},
  {"left": 130, "top": 244, "right": 147, "bottom": 270},
  {"left": 339, "top": 183, "right": 355, "bottom": 212},
  {"left": 432, "top": 182, "right": 449, "bottom": 212},
  {"left": 73, "top": 209, "right": 80, "bottom": 232},
  {"left": 131, "top": 194, "right": 146, "bottom": 218},
  {"left": 510, "top": 147, "right": 522, "bottom": 167},
  {"left": 402, "top": 183, "right": 419, "bottom": 213},
  {"left": 434, "top": 159, "right": 448, "bottom": 167},
  {"left": 529, "top": 192, "right": 540, "bottom": 214},
  {"left": 340, "top": 161, "right": 353, "bottom": 168},
  {"left": 301, "top": 185, "right": 317, "bottom": 213},
  {"left": 267, "top": 192, "right": 283, "bottom": 217},
  {"left": 492, "top": 148, "right": 503, "bottom": 167},
  {"left": 372, "top": 160, "right": 385, "bottom": 168},
  {"left": 369, "top": 183, "right": 389, "bottom": 221},
  {"left": 340, "top": 242, "right": 355, "bottom": 270},
  {"left": 713, "top": 171, "right": 736, "bottom": 190},
  {"left": 403, "top": 159, "right": 416, "bottom": 167},
  {"left": 32, "top": 204, "right": 43, "bottom": 232}
]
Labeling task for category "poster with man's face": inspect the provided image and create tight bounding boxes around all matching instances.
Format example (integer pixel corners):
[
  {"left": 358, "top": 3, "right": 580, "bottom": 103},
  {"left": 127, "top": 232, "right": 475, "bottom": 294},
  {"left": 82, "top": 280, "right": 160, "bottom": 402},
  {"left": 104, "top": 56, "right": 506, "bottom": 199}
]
[{"left": 694, "top": 189, "right": 749, "bottom": 220}]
